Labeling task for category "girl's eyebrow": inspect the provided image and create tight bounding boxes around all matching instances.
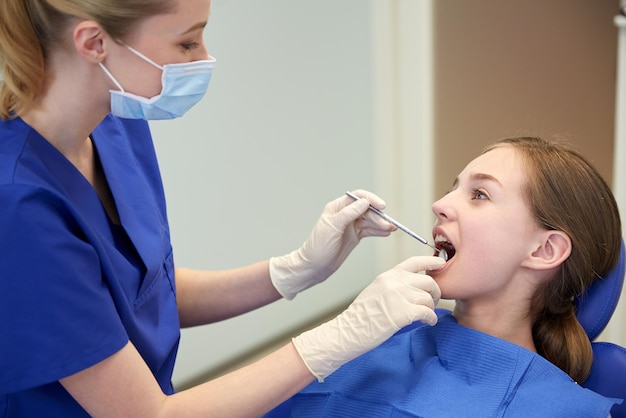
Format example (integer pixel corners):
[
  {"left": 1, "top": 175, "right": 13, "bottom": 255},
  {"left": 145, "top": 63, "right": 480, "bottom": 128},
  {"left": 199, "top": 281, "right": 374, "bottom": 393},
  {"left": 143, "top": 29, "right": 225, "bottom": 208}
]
[
  {"left": 452, "top": 172, "right": 503, "bottom": 189},
  {"left": 470, "top": 172, "right": 503, "bottom": 187}
]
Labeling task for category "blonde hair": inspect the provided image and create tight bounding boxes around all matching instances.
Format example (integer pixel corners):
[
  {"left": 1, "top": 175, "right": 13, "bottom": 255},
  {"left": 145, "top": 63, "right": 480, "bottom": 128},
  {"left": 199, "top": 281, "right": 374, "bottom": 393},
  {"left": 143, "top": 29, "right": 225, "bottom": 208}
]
[
  {"left": 484, "top": 136, "right": 621, "bottom": 383},
  {"left": 0, "top": 0, "right": 175, "bottom": 119}
]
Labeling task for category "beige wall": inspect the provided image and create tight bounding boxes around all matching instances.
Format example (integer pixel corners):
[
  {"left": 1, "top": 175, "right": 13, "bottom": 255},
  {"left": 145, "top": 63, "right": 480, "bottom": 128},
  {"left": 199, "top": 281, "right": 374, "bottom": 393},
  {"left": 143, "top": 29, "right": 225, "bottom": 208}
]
[{"left": 433, "top": 0, "right": 619, "bottom": 196}]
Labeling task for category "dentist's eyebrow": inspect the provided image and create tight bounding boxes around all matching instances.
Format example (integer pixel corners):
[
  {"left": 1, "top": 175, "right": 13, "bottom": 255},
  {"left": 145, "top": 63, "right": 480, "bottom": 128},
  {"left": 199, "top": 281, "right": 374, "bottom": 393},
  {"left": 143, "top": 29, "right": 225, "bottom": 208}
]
[{"left": 182, "top": 21, "right": 207, "bottom": 35}]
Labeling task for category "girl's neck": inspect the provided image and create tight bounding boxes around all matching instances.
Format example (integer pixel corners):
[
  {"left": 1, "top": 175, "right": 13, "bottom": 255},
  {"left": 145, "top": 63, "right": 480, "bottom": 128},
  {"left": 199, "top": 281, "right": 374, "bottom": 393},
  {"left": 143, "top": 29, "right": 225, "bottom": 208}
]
[{"left": 453, "top": 301, "right": 537, "bottom": 353}]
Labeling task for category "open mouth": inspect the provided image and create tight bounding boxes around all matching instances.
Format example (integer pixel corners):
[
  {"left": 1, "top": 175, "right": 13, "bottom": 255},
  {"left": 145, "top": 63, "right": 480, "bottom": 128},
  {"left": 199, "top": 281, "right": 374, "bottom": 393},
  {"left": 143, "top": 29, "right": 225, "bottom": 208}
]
[{"left": 434, "top": 234, "right": 456, "bottom": 261}]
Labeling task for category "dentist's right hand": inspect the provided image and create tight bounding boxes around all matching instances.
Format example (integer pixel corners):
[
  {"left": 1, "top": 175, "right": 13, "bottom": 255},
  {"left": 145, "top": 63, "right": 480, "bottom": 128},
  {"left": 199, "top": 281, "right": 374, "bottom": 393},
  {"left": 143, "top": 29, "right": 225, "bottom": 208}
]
[{"left": 292, "top": 256, "right": 445, "bottom": 381}]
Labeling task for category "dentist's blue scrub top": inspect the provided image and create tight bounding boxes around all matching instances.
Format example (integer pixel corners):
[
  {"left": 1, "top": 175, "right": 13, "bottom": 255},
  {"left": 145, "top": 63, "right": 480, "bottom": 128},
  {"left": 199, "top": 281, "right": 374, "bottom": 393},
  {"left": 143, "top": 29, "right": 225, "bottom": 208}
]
[{"left": 0, "top": 115, "right": 180, "bottom": 417}]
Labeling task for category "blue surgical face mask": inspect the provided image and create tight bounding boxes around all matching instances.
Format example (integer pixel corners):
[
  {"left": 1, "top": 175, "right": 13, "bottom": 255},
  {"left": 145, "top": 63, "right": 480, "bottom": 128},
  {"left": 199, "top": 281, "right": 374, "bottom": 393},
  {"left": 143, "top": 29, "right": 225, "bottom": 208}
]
[{"left": 99, "top": 46, "right": 216, "bottom": 120}]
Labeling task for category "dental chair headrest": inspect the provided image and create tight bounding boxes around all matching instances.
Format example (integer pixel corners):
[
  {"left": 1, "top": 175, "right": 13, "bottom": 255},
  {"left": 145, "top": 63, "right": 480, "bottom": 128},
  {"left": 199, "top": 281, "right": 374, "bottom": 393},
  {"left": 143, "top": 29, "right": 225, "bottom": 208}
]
[{"left": 575, "top": 240, "right": 625, "bottom": 341}]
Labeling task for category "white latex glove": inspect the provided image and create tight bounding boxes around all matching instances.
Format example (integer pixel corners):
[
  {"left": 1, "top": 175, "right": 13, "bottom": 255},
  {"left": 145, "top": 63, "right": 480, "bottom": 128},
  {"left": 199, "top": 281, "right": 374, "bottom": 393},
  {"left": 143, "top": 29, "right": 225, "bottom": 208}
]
[
  {"left": 269, "top": 190, "right": 396, "bottom": 300},
  {"left": 292, "top": 256, "right": 445, "bottom": 381}
]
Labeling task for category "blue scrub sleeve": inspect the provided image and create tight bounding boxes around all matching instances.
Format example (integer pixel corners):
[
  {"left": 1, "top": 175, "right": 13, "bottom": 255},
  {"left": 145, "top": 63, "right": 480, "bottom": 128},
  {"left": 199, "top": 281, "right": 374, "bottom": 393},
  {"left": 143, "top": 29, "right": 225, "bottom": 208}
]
[{"left": 0, "top": 185, "right": 129, "bottom": 395}]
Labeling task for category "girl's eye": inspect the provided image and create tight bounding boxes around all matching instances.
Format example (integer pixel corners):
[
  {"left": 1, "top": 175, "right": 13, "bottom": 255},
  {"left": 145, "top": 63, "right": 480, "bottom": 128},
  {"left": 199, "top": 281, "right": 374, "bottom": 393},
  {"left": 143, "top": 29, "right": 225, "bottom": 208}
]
[{"left": 471, "top": 189, "right": 488, "bottom": 200}]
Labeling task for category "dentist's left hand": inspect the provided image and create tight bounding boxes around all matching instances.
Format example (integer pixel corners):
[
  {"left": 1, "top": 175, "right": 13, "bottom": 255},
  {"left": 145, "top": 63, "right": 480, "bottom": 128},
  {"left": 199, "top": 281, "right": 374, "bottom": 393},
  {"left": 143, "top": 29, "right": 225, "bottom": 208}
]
[{"left": 269, "top": 190, "right": 396, "bottom": 300}]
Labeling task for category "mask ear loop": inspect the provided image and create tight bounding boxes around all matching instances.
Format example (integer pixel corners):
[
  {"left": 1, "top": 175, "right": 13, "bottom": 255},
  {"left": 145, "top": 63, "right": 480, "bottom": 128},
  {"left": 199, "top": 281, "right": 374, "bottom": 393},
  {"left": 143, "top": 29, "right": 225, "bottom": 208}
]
[
  {"left": 99, "top": 44, "right": 165, "bottom": 93},
  {"left": 99, "top": 62, "right": 125, "bottom": 92},
  {"left": 125, "top": 45, "right": 164, "bottom": 71}
]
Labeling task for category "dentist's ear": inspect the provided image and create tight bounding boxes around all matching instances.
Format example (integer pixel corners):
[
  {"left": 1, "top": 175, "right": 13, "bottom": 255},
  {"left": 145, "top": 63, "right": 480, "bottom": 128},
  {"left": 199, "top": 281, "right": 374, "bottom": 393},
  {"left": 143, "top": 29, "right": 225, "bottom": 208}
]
[
  {"left": 522, "top": 230, "right": 572, "bottom": 272},
  {"left": 72, "top": 20, "right": 107, "bottom": 63}
]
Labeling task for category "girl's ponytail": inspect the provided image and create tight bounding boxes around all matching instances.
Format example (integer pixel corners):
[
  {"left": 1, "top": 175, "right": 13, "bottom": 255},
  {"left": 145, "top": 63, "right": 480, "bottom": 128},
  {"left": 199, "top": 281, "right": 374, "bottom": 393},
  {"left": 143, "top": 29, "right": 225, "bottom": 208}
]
[{"left": 533, "top": 303, "right": 592, "bottom": 383}]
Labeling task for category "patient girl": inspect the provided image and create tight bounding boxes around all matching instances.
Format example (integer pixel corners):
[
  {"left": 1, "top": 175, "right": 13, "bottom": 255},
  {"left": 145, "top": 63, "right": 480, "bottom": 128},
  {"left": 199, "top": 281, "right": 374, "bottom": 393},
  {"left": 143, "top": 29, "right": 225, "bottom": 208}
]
[{"left": 265, "top": 136, "right": 623, "bottom": 417}]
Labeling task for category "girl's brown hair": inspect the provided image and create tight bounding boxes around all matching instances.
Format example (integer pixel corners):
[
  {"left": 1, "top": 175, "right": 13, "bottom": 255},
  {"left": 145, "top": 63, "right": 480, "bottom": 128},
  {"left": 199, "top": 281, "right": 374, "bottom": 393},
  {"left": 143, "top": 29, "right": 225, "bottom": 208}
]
[
  {"left": 0, "top": 0, "right": 175, "bottom": 119},
  {"left": 484, "top": 136, "right": 622, "bottom": 383}
]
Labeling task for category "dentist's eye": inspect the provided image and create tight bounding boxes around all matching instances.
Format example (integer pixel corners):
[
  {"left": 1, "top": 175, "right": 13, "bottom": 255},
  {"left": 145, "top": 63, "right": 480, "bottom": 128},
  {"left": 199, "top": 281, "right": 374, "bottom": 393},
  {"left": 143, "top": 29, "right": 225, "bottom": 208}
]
[
  {"left": 181, "top": 42, "right": 200, "bottom": 51},
  {"left": 471, "top": 189, "right": 488, "bottom": 200}
]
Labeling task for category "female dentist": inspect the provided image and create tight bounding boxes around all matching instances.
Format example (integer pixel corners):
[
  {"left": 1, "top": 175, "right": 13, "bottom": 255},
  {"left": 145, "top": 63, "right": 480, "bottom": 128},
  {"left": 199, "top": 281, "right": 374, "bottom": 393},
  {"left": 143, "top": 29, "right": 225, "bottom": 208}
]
[{"left": 0, "top": 0, "right": 444, "bottom": 417}]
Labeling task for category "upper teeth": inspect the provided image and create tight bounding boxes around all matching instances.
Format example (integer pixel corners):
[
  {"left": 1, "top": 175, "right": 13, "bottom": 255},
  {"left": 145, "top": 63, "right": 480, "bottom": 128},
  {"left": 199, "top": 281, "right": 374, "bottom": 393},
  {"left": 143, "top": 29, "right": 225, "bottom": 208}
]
[
  {"left": 434, "top": 234, "right": 449, "bottom": 243},
  {"left": 434, "top": 234, "right": 450, "bottom": 261}
]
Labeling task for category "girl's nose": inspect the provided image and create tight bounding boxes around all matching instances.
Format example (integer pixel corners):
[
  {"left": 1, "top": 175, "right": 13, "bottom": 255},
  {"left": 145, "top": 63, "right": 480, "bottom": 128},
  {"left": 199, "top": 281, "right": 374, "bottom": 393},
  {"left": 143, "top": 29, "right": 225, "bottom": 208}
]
[{"left": 432, "top": 193, "right": 453, "bottom": 220}]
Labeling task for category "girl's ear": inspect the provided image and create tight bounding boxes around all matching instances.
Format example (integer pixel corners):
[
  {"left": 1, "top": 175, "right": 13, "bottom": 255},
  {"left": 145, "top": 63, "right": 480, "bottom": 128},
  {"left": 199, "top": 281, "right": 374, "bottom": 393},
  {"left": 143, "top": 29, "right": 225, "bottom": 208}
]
[
  {"left": 72, "top": 20, "right": 107, "bottom": 63},
  {"left": 522, "top": 230, "right": 572, "bottom": 271}
]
